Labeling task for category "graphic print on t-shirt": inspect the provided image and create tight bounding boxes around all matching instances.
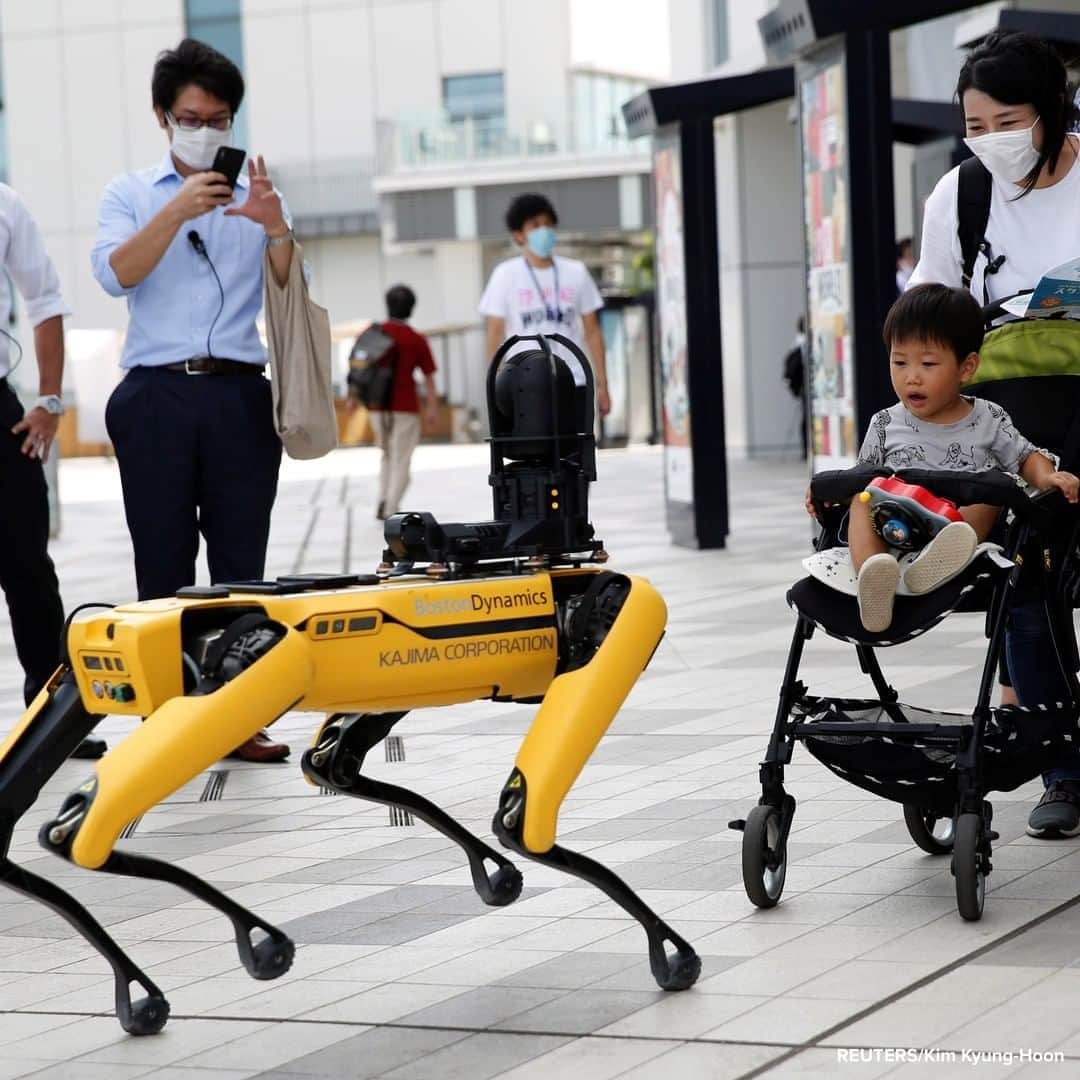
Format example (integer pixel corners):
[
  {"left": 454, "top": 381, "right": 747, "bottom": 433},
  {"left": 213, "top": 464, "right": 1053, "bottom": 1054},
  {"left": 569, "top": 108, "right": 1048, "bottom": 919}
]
[{"left": 515, "top": 283, "right": 579, "bottom": 333}]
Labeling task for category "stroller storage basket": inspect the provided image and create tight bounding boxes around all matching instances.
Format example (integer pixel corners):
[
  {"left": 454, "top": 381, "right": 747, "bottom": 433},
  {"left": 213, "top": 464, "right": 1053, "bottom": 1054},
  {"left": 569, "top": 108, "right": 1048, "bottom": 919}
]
[{"left": 794, "top": 695, "right": 1078, "bottom": 813}]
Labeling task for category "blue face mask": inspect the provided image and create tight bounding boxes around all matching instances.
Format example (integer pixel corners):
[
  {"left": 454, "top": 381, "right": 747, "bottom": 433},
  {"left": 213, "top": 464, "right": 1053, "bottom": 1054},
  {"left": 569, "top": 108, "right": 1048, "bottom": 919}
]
[{"left": 526, "top": 225, "right": 557, "bottom": 259}]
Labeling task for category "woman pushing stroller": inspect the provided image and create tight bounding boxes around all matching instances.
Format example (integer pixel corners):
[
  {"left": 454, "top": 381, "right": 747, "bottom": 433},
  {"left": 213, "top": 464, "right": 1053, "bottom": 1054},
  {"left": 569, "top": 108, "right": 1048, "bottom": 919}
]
[
  {"left": 908, "top": 29, "right": 1080, "bottom": 839},
  {"left": 806, "top": 284, "right": 1079, "bottom": 634}
]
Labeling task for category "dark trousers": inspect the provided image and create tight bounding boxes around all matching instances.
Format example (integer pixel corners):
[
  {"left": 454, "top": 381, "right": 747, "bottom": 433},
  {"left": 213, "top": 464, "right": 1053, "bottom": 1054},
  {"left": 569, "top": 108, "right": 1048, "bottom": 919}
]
[
  {"left": 105, "top": 368, "right": 281, "bottom": 601},
  {"left": 0, "top": 381, "right": 64, "bottom": 705},
  {"left": 1004, "top": 599, "right": 1080, "bottom": 785}
]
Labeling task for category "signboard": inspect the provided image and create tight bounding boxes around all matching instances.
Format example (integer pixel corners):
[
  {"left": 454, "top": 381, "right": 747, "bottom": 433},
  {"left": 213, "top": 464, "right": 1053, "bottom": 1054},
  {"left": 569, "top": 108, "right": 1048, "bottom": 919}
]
[
  {"left": 653, "top": 133, "right": 693, "bottom": 503},
  {"left": 800, "top": 46, "right": 857, "bottom": 470}
]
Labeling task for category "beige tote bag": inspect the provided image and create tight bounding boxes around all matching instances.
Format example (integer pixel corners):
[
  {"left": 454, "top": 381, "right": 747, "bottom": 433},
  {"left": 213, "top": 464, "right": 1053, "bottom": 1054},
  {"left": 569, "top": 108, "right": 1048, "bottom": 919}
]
[{"left": 263, "top": 241, "right": 338, "bottom": 460}]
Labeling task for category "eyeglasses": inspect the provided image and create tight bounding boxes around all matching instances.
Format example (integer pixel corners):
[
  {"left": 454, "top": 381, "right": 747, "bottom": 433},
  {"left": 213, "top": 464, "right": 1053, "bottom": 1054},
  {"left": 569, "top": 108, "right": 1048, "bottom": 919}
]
[{"left": 168, "top": 112, "right": 232, "bottom": 132}]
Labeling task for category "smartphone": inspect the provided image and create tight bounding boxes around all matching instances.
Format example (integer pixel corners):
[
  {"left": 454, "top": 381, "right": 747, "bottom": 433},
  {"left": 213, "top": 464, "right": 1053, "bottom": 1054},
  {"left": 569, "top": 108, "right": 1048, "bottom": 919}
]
[{"left": 210, "top": 145, "right": 246, "bottom": 189}]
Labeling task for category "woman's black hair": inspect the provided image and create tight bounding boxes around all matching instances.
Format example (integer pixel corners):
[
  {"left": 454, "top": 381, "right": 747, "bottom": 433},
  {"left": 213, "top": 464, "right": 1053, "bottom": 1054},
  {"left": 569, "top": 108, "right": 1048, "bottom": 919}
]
[
  {"left": 505, "top": 193, "right": 558, "bottom": 233},
  {"left": 957, "top": 30, "right": 1078, "bottom": 196},
  {"left": 152, "top": 38, "right": 245, "bottom": 116},
  {"left": 385, "top": 284, "right": 416, "bottom": 320},
  {"left": 882, "top": 283, "right": 985, "bottom": 361}
]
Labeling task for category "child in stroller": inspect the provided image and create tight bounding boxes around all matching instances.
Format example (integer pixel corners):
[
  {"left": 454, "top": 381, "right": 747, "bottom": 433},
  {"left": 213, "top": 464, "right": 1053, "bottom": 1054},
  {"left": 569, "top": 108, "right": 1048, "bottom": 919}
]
[
  {"left": 806, "top": 284, "right": 1078, "bottom": 632},
  {"left": 736, "top": 285, "right": 1080, "bottom": 922}
]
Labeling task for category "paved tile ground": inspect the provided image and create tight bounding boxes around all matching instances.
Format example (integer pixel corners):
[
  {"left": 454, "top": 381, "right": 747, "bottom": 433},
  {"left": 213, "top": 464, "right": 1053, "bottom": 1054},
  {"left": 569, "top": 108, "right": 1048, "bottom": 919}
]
[{"left": 0, "top": 444, "right": 1078, "bottom": 1078}]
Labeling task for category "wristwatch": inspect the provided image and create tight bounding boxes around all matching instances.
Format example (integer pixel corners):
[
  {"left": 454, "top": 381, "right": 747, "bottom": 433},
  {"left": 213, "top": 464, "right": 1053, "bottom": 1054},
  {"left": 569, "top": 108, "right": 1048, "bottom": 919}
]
[
  {"left": 265, "top": 228, "right": 293, "bottom": 248},
  {"left": 34, "top": 394, "right": 63, "bottom": 416}
]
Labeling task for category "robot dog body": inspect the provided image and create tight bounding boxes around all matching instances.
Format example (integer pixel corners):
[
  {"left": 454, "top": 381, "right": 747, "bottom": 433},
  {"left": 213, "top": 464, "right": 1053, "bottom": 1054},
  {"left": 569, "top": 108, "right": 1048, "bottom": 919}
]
[
  {"left": 61, "top": 565, "right": 657, "bottom": 867},
  {"left": 0, "top": 336, "right": 700, "bottom": 1035}
]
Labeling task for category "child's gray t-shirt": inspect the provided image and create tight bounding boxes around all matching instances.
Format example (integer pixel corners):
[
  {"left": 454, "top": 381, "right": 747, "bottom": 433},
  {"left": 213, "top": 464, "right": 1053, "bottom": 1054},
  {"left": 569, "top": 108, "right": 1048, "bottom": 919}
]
[{"left": 856, "top": 397, "right": 1036, "bottom": 473}]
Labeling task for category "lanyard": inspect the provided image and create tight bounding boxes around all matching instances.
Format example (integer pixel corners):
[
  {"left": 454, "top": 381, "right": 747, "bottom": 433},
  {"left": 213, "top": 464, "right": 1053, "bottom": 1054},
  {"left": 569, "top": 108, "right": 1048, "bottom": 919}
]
[{"left": 523, "top": 257, "right": 562, "bottom": 324}]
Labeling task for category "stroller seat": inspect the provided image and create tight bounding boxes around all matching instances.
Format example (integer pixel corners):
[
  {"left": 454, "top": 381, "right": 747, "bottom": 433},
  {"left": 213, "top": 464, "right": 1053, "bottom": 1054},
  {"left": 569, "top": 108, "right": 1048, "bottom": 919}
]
[{"left": 788, "top": 552, "right": 1010, "bottom": 647}]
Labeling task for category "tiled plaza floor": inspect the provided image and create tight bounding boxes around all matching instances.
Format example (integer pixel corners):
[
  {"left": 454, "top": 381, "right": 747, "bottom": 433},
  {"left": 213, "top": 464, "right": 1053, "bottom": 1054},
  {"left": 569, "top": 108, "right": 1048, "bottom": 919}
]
[{"left": 1, "top": 444, "right": 1078, "bottom": 1078}]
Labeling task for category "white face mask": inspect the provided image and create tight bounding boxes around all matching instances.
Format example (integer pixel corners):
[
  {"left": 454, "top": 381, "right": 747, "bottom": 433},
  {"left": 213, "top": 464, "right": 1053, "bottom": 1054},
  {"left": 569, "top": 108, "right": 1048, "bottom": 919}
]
[
  {"left": 166, "top": 113, "right": 231, "bottom": 170},
  {"left": 963, "top": 117, "right": 1041, "bottom": 184}
]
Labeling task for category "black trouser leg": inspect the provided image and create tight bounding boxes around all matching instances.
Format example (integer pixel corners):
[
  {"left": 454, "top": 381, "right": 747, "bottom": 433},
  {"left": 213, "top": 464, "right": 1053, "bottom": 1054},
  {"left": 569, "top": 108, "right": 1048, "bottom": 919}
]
[
  {"left": 0, "top": 382, "right": 64, "bottom": 704},
  {"left": 197, "top": 374, "right": 281, "bottom": 583},
  {"left": 106, "top": 368, "right": 201, "bottom": 600}
]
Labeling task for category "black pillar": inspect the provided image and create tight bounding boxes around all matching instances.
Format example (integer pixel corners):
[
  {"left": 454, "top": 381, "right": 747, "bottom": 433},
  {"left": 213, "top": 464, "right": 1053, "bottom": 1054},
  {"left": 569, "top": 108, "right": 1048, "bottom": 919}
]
[{"left": 846, "top": 27, "right": 897, "bottom": 435}]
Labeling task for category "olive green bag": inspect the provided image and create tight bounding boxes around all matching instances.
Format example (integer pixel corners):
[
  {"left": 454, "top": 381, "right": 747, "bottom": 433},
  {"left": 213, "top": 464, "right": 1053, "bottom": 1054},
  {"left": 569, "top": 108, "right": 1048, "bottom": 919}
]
[
  {"left": 970, "top": 318, "right": 1080, "bottom": 384},
  {"left": 966, "top": 318, "right": 1080, "bottom": 466}
]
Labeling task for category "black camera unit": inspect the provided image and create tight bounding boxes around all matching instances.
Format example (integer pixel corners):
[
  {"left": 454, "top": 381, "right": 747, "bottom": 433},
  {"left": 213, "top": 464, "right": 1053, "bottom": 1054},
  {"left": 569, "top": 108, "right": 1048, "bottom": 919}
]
[{"left": 381, "top": 334, "right": 603, "bottom": 574}]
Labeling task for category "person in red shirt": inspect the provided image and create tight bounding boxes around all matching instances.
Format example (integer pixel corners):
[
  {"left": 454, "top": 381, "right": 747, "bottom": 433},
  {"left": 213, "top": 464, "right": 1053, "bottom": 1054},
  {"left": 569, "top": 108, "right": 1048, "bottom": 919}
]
[{"left": 371, "top": 285, "right": 439, "bottom": 519}]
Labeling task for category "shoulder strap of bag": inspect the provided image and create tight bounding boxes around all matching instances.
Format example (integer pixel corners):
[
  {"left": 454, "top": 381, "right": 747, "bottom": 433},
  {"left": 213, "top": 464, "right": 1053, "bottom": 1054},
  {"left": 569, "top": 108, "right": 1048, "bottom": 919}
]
[
  {"left": 957, "top": 157, "right": 992, "bottom": 290},
  {"left": 957, "top": 157, "right": 994, "bottom": 298}
]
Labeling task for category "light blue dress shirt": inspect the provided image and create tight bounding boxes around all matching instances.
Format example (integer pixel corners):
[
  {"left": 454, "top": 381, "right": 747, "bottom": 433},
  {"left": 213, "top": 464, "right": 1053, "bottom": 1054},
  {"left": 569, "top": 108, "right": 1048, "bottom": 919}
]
[{"left": 92, "top": 152, "right": 284, "bottom": 369}]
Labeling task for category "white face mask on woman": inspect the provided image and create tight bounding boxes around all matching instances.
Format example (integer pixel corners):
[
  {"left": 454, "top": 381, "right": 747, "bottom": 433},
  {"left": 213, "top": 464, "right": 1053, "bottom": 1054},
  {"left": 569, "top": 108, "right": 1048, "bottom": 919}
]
[
  {"left": 166, "top": 113, "right": 231, "bottom": 170},
  {"left": 963, "top": 117, "right": 1042, "bottom": 184}
]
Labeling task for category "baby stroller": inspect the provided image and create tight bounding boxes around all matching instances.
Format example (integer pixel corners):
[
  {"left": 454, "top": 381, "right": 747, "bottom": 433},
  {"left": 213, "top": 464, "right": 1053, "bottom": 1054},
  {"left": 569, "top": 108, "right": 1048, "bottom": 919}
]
[{"left": 734, "top": 314, "right": 1080, "bottom": 921}]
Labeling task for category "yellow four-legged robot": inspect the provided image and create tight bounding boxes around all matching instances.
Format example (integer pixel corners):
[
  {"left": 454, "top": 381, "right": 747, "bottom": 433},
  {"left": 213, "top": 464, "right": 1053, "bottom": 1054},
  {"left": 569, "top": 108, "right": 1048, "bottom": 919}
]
[{"left": 0, "top": 336, "right": 701, "bottom": 1034}]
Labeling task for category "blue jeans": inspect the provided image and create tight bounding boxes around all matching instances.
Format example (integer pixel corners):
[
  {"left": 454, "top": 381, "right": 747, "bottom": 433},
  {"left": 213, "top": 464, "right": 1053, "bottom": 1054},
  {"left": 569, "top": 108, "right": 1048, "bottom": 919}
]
[{"left": 1005, "top": 599, "right": 1080, "bottom": 785}]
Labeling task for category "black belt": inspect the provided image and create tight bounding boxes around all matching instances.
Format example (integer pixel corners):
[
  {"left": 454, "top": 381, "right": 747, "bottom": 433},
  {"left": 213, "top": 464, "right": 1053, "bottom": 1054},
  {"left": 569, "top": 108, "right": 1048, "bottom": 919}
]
[{"left": 146, "top": 358, "right": 265, "bottom": 376}]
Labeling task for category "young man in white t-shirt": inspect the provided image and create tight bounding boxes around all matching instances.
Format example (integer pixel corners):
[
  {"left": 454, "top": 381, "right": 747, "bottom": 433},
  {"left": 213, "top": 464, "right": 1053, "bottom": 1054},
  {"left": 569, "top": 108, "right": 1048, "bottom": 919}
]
[{"left": 479, "top": 193, "right": 610, "bottom": 416}]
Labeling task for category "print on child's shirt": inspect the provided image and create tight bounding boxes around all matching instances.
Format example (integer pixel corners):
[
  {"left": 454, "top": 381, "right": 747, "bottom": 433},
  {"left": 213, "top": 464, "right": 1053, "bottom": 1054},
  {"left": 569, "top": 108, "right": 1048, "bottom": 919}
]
[{"left": 516, "top": 286, "right": 579, "bottom": 331}]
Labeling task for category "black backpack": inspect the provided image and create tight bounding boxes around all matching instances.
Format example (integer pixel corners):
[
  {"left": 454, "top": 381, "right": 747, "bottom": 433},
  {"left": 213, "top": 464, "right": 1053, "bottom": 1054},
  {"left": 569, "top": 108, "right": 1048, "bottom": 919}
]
[
  {"left": 347, "top": 323, "right": 397, "bottom": 409},
  {"left": 956, "top": 157, "right": 1005, "bottom": 305}
]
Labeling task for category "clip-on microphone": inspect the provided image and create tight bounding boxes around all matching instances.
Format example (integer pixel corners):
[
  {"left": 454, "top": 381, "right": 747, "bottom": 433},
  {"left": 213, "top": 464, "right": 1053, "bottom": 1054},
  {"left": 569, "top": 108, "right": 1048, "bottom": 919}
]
[{"left": 187, "top": 230, "right": 207, "bottom": 257}]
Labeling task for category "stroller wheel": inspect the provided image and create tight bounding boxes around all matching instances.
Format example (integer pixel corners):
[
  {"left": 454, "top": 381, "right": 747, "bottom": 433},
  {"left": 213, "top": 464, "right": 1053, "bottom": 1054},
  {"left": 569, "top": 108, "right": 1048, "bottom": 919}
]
[
  {"left": 954, "top": 812, "right": 986, "bottom": 921},
  {"left": 742, "top": 804, "right": 787, "bottom": 908},
  {"left": 903, "top": 805, "right": 955, "bottom": 855}
]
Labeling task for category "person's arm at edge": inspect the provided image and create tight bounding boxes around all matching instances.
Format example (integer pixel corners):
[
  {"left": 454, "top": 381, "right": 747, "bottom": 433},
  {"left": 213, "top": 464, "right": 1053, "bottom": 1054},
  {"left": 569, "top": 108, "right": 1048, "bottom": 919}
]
[
  {"left": 486, "top": 316, "right": 505, "bottom": 361},
  {"left": 11, "top": 315, "right": 63, "bottom": 459},
  {"left": 906, "top": 171, "right": 962, "bottom": 290}
]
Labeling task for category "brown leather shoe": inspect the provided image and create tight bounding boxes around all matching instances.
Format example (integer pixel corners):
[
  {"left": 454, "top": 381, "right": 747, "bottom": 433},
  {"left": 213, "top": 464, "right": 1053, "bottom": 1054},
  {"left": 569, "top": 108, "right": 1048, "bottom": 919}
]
[{"left": 228, "top": 729, "right": 290, "bottom": 763}]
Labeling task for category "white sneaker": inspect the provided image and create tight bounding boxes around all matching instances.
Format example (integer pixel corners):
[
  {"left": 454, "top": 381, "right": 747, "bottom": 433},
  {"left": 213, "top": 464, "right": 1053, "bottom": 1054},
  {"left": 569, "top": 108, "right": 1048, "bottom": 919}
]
[
  {"left": 902, "top": 521, "right": 979, "bottom": 595},
  {"left": 857, "top": 553, "right": 901, "bottom": 633}
]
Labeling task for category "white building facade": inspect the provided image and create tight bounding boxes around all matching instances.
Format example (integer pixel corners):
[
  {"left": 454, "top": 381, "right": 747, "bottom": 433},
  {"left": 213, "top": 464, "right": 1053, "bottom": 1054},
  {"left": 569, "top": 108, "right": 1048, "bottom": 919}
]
[
  {"left": 0, "top": 0, "right": 671, "bottom": 434},
  {"left": 3, "top": 0, "right": 1067, "bottom": 456}
]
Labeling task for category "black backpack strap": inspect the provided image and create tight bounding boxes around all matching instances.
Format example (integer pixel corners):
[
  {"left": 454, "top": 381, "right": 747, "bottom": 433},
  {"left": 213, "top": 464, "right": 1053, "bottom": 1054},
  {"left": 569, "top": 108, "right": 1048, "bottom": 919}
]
[{"left": 957, "top": 157, "right": 993, "bottom": 293}]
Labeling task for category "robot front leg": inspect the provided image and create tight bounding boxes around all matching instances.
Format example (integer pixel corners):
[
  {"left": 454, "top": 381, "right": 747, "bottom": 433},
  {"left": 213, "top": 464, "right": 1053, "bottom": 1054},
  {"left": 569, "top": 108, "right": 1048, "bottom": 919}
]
[
  {"left": 492, "top": 573, "right": 701, "bottom": 991},
  {"left": 303, "top": 712, "right": 523, "bottom": 906},
  {"left": 0, "top": 668, "right": 169, "bottom": 1034},
  {"left": 40, "top": 620, "right": 312, "bottom": 1022}
]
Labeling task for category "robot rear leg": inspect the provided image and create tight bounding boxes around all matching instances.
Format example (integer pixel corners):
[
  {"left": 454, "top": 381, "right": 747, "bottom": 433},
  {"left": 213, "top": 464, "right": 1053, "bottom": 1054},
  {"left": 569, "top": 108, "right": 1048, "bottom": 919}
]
[{"left": 303, "top": 712, "right": 522, "bottom": 906}]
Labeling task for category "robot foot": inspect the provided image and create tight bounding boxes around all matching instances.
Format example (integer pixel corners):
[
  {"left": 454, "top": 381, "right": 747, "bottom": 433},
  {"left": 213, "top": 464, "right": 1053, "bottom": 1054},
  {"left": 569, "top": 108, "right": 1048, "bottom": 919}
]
[
  {"left": 38, "top": 808, "right": 296, "bottom": 987},
  {"left": 495, "top": 834, "right": 700, "bottom": 991},
  {"left": 95, "top": 852, "right": 295, "bottom": 981},
  {"left": 0, "top": 857, "right": 170, "bottom": 1034},
  {"left": 304, "top": 713, "right": 523, "bottom": 909}
]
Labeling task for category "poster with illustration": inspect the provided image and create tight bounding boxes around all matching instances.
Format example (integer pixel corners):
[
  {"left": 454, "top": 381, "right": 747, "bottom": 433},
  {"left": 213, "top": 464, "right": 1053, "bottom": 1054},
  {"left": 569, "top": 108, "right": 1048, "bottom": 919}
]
[
  {"left": 800, "top": 49, "right": 857, "bottom": 469},
  {"left": 653, "top": 135, "right": 693, "bottom": 504}
]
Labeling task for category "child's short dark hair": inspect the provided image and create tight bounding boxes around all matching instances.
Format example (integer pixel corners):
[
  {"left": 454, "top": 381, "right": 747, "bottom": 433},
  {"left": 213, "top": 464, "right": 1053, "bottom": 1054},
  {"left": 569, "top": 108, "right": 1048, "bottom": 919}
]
[
  {"left": 505, "top": 193, "right": 558, "bottom": 233},
  {"left": 882, "top": 283, "right": 985, "bottom": 360}
]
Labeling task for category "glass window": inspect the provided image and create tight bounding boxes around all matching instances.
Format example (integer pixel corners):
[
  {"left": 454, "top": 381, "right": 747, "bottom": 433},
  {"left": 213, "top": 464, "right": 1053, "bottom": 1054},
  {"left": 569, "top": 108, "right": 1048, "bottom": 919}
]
[
  {"left": 185, "top": 0, "right": 248, "bottom": 149},
  {"left": 572, "top": 71, "right": 645, "bottom": 152},
  {"left": 443, "top": 73, "right": 504, "bottom": 121},
  {"left": 707, "top": 0, "right": 729, "bottom": 67},
  {"left": 443, "top": 73, "right": 505, "bottom": 157}
]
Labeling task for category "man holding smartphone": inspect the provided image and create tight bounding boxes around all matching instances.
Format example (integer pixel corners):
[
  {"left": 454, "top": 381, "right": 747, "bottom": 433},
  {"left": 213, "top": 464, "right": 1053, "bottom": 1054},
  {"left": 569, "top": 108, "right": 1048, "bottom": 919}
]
[{"left": 91, "top": 38, "right": 293, "bottom": 763}]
